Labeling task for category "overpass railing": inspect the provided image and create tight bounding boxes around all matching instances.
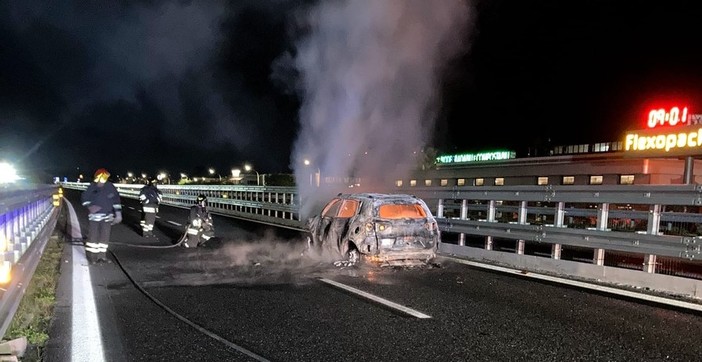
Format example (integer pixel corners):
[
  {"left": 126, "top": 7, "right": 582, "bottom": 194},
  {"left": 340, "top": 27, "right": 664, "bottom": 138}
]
[{"left": 61, "top": 182, "right": 702, "bottom": 299}]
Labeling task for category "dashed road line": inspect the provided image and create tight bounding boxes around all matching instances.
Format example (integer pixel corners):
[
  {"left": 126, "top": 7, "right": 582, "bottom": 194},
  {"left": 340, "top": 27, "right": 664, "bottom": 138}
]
[{"left": 319, "top": 278, "right": 432, "bottom": 319}]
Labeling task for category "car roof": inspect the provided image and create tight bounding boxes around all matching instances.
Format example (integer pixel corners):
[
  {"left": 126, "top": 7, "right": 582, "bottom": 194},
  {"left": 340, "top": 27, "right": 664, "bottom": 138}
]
[{"left": 336, "top": 193, "right": 422, "bottom": 202}]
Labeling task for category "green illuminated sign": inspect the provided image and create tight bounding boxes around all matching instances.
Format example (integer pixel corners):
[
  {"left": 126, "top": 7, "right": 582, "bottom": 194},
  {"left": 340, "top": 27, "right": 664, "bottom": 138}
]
[{"left": 436, "top": 150, "right": 516, "bottom": 164}]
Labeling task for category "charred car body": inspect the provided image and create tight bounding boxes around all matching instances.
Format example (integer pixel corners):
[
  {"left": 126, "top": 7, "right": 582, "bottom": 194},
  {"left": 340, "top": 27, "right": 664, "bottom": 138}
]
[{"left": 305, "top": 193, "right": 440, "bottom": 266}]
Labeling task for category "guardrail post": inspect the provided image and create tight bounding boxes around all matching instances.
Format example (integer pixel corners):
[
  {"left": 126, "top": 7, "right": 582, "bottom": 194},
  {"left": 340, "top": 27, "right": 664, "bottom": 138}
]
[
  {"left": 593, "top": 202, "right": 610, "bottom": 266},
  {"left": 487, "top": 200, "right": 496, "bottom": 222},
  {"left": 643, "top": 204, "right": 662, "bottom": 273},
  {"left": 459, "top": 199, "right": 468, "bottom": 246},
  {"left": 484, "top": 200, "right": 496, "bottom": 250},
  {"left": 516, "top": 201, "right": 527, "bottom": 255},
  {"left": 551, "top": 201, "right": 565, "bottom": 260}
]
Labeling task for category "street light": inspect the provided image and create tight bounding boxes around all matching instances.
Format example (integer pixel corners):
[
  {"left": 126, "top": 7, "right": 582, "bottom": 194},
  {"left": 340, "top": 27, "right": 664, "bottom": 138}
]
[
  {"left": 244, "top": 164, "right": 260, "bottom": 185},
  {"left": 208, "top": 168, "right": 221, "bottom": 182},
  {"left": 303, "top": 159, "right": 320, "bottom": 187},
  {"left": 231, "top": 168, "right": 242, "bottom": 184}
]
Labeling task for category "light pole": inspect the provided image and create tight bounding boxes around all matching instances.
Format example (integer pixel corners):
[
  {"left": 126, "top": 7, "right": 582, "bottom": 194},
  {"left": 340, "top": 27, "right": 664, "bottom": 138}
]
[{"left": 244, "top": 164, "right": 260, "bottom": 185}]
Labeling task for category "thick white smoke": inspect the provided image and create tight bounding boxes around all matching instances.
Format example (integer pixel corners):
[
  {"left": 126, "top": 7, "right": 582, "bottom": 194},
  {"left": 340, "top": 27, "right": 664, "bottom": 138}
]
[{"left": 289, "top": 0, "right": 474, "bottom": 218}]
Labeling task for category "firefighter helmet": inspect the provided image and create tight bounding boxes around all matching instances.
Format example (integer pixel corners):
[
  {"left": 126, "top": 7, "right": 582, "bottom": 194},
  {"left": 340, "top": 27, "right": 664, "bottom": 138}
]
[
  {"left": 196, "top": 194, "right": 207, "bottom": 204},
  {"left": 94, "top": 168, "right": 110, "bottom": 183}
]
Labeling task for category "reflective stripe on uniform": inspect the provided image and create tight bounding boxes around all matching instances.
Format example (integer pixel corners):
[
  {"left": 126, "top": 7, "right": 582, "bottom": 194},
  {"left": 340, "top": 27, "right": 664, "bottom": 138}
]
[
  {"left": 187, "top": 228, "right": 200, "bottom": 235},
  {"left": 143, "top": 206, "right": 157, "bottom": 213},
  {"left": 88, "top": 213, "right": 114, "bottom": 222},
  {"left": 85, "top": 247, "right": 101, "bottom": 254},
  {"left": 86, "top": 242, "right": 108, "bottom": 253}
]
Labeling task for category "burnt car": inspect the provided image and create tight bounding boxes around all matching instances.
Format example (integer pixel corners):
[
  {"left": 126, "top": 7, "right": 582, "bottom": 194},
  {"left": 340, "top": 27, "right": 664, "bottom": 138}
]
[{"left": 305, "top": 193, "right": 440, "bottom": 266}]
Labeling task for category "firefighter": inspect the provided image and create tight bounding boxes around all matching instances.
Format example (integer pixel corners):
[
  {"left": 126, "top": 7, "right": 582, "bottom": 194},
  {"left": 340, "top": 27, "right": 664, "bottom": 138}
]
[
  {"left": 184, "top": 194, "right": 214, "bottom": 248},
  {"left": 81, "top": 168, "right": 122, "bottom": 264},
  {"left": 138, "top": 178, "right": 162, "bottom": 238}
]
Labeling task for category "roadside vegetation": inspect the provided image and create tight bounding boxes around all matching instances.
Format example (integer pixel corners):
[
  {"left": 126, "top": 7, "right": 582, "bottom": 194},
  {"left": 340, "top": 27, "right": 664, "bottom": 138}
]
[{"left": 2, "top": 233, "right": 64, "bottom": 361}]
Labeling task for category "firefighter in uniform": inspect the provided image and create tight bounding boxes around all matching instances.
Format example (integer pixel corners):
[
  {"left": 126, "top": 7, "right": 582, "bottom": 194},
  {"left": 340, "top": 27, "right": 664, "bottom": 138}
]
[
  {"left": 81, "top": 168, "right": 122, "bottom": 264},
  {"left": 139, "top": 178, "right": 162, "bottom": 238},
  {"left": 184, "top": 194, "right": 214, "bottom": 248}
]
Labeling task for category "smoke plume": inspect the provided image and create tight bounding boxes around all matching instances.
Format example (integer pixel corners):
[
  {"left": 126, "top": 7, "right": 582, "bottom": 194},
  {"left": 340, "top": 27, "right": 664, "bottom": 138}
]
[{"left": 286, "top": 0, "right": 474, "bottom": 218}]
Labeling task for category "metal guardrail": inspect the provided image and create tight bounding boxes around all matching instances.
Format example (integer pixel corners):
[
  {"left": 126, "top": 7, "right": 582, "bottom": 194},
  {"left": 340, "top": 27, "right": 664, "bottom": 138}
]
[
  {"left": 404, "top": 184, "right": 702, "bottom": 261},
  {"left": 0, "top": 185, "right": 61, "bottom": 338},
  {"left": 62, "top": 182, "right": 304, "bottom": 230}
]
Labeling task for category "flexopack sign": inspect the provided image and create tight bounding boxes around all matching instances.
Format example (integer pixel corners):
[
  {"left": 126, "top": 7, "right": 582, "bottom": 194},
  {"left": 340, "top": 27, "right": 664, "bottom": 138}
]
[{"left": 624, "top": 106, "right": 702, "bottom": 157}]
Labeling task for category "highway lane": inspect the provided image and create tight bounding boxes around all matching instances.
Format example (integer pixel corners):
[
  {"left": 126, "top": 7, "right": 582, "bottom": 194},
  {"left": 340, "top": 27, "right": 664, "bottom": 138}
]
[{"left": 47, "top": 190, "right": 702, "bottom": 361}]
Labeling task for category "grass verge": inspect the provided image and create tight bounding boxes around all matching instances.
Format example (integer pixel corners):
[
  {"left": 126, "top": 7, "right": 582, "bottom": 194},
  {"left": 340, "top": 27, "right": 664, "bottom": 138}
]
[{"left": 2, "top": 233, "right": 64, "bottom": 361}]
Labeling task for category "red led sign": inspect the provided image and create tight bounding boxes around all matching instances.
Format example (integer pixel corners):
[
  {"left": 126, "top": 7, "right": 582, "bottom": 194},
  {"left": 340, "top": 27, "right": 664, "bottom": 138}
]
[{"left": 647, "top": 106, "right": 689, "bottom": 128}]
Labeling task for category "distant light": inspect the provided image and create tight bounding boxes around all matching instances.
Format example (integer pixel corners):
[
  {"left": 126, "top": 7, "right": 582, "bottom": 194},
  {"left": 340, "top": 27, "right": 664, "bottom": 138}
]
[
  {"left": 0, "top": 162, "right": 20, "bottom": 184},
  {"left": 0, "top": 261, "right": 11, "bottom": 284}
]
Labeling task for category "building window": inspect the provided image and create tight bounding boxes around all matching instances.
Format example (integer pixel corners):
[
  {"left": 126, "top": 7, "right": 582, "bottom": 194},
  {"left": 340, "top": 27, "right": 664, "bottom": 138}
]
[
  {"left": 562, "top": 176, "right": 575, "bottom": 185},
  {"left": 537, "top": 177, "right": 548, "bottom": 185},
  {"left": 395, "top": 180, "right": 403, "bottom": 187},
  {"left": 457, "top": 178, "right": 465, "bottom": 186},
  {"left": 620, "top": 175, "right": 635, "bottom": 185},
  {"left": 424, "top": 179, "right": 432, "bottom": 186},
  {"left": 589, "top": 175, "right": 603, "bottom": 185},
  {"left": 440, "top": 179, "right": 448, "bottom": 186},
  {"left": 410, "top": 179, "right": 417, "bottom": 187},
  {"left": 494, "top": 177, "right": 504, "bottom": 186},
  {"left": 474, "top": 178, "right": 484, "bottom": 186}
]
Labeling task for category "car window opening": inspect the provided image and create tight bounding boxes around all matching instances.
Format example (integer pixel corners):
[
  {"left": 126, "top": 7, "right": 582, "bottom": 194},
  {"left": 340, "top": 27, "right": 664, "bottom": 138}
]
[
  {"left": 338, "top": 199, "right": 359, "bottom": 218},
  {"left": 378, "top": 204, "right": 427, "bottom": 219}
]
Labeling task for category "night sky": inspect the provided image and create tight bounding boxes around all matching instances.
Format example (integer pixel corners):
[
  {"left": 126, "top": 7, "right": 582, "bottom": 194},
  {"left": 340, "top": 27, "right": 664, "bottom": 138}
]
[{"left": 2, "top": 0, "right": 702, "bottom": 184}]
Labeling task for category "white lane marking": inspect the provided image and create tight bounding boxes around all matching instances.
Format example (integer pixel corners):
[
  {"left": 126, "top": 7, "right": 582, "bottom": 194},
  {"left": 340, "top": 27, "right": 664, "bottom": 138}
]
[
  {"left": 319, "top": 278, "right": 432, "bottom": 319},
  {"left": 72, "top": 246, "right": 106, "bottom": 362},
  {"left": 446, "top": 257, "right": 702, "bottom": 312},
  {"left": 166, "top": 220, "right": 182, "bottom": 226}
]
